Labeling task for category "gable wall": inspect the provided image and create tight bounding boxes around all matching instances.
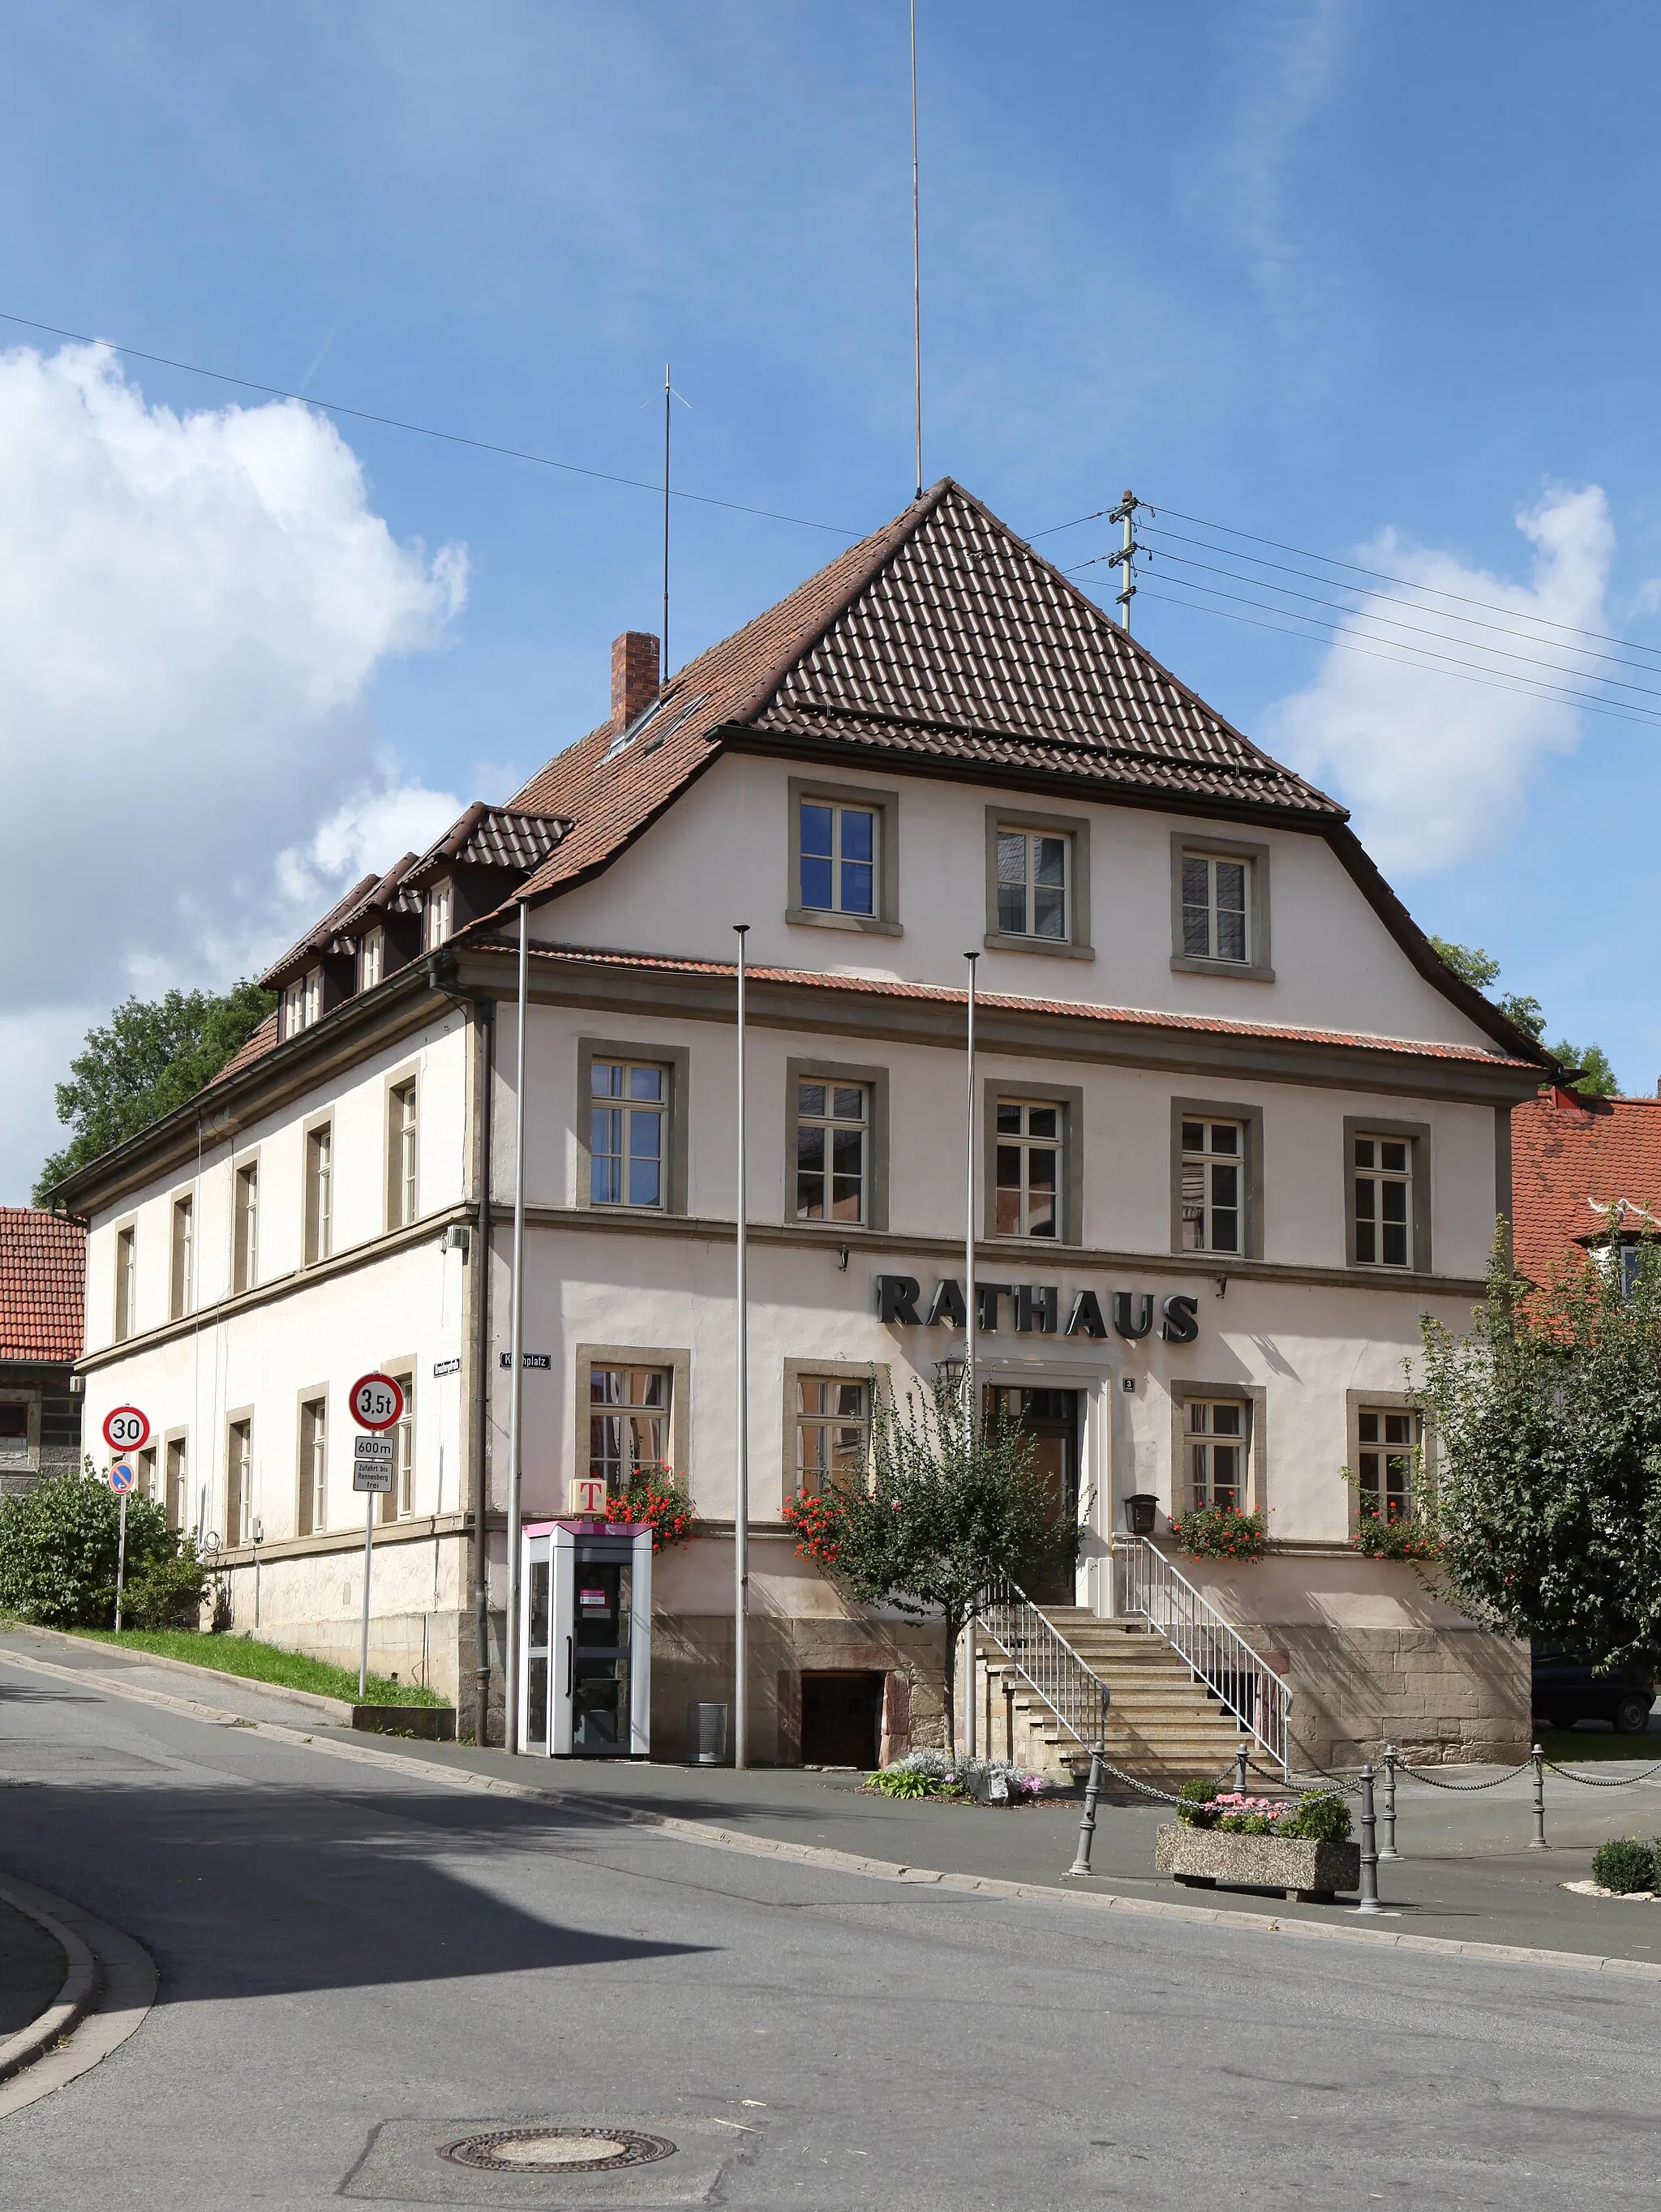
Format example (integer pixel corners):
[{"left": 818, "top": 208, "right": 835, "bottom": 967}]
[{"left": 528, "top": 752, "right": 1501, "bottom": 1054}]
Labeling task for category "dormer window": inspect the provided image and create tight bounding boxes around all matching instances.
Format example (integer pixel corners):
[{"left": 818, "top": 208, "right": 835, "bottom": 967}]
[
  {"left": 426, "top": 882, "right": 453, "bottom": 950},
  {"left": 360, "top": 928, "right": 384, "bottom": 990},
  {"left": 284, "top": 968, "right": 321, "bottom": 1039}
]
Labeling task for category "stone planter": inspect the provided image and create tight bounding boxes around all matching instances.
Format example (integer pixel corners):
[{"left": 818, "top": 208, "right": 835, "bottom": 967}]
[{"left": 1155, "top": 1821, "right": 1359, "bottom": 1903}]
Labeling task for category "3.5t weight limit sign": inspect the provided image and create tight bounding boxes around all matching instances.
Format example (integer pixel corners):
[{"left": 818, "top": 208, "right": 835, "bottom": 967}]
[
  {"left": 346, "top": 1373, "right": 404, "bottom": 1702},
  {"left": 348, "top": 1374, "right": 404, "bottom": 1431}
]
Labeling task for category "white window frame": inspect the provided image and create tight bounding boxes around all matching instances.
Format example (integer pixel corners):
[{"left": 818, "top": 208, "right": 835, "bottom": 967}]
[
  {"left": 1179, "top": 1117, "right": 1244, "bottom": 1255},
  {"left": 426, "top": 881, "right": 453, "bottom": 950},
  {"left": 994, "top": 1098, "right": 1063, "bottom": 1240},
  {"left": 793, "top": 1376, "right": 870, "bottom": 1498},
  {"left": 1353, "top": 1134, "right": 1413, "bottom": 1270},
  {"left": 588, "top": 1365, "right": 672, "bottom": 1493},
  {"left": 170, "top": 1194, "right": 193, "bottom": 1322},
  {"left": 994, "top": 825, "right": 1070, "bottom": 942},
  {"left": 1186, "top": 1398, "right": 1249, "bottom": 1513},
  {"left": 1181, "top": 850, "right": 1252, "bottom": 965},
  {"left": 234, "top": 1162, "right": 259, "bottom": 1296},
  {"left": 298, "top": 1395, "right": 328, "bottom": 1536},
  {"left": 1356, "top": 1406, "right": 1420, "bottom": 1523},
  {"left": 114, "top": 1224, "right": 136, "bottom": 1342},
  {"left": 226, "top": 1417, "right": 253, "bottom": 1548},
  {"left": 388, "top": 1078, "right": 418, "bottom": 1230},
  {"left": 589, "top": 1060, "right": 668, "bottom": 1212},
  {"left": 304, "top": 1121, "right": 333, "bottom": 1266},
  {"left": 360, "top": 928, "right": 384, "bottom": 990},
  {"left": 797, "top": 799, "right": 879, "bottom": 920},
  {"left": 793, "top": 1079, "right": 869, "bottom": 1225}
]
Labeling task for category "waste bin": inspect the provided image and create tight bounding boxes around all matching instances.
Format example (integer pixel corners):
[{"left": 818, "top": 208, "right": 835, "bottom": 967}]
[{"left": 686, "top": 1701, "right": 730, "bottom": 1765}]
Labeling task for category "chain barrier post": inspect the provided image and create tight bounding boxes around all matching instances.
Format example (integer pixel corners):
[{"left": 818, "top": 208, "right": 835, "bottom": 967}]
[
  {"left": 1234, "top": 1745, "right": 1248, "bottom": 1796},
  {"left": 1380, "top": 1743, "right": 1399, "bottom": 1860},
  {"left": 1065, "top": 1749, "right": 1104, "bottom": 1879},
  {"left": 1529, "top": 1743, "right": 1547, "bottom": 1850},
  {"left": 1356, "top": 1762, "right": 1383, "bottom": 1914}
]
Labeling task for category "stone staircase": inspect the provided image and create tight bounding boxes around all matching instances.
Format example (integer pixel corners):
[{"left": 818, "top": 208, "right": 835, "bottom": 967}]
[{"left": 976, "top": 1605, "right": 1250, "bottom": 1786}]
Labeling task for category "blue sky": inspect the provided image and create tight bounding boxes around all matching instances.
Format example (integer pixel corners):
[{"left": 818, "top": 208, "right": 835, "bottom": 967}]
[{"left": 2, "top": 0, "right": 1660, "bottom": 1195}]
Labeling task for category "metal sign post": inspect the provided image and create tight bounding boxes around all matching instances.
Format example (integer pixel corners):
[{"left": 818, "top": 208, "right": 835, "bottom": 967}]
[
  {"left": 102, "top": 1408, "right": 149, "bottom": 1636},
  {"left": 348, "top": 1374, "right": 405, "bottom": 1701}
]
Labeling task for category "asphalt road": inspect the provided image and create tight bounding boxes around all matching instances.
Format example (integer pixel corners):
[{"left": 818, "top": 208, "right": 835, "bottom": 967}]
[{"left": 2, "top": 1656, "right": 1661, "bottom": 2210}]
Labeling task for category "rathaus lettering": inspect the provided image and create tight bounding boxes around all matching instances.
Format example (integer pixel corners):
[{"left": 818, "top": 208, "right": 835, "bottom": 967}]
[{"left": 873, "top": 1274, "right": 1199, "bottom": 1344}]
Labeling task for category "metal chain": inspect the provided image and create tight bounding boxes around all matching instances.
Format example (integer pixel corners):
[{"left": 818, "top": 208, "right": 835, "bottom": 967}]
[
  {"left": 1396, "top": 1761, "right": 1531, "bottom": 1790},
  {"left": 1545, "top": 1756, "right": 1661, "bottom": 1788}
]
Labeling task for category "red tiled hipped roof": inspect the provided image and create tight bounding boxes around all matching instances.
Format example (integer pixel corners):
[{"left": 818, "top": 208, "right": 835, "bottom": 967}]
[
  {"left": 0, "top": 1208, "right": 84, "bottom": 1363},
  {"left": 507, "top": 480, "right": 1341, "bottom": 912},
  {"left": 1511, "top": 1090, "right": 1661, "bottom": 1284}
]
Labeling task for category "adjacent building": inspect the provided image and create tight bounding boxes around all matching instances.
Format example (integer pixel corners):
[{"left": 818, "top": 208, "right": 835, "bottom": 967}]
[
  {"left": 0, "top": 1209, "right": 85, "bottom": 1496},
  {"left": 58, "top": 480, "right": 1551, "bottom": 1764}
]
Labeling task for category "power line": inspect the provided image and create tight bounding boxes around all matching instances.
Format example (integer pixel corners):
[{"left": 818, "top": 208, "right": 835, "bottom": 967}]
[
  {"left": 0, "top": 308, "right": 861, "bottom": 538},
  {"left": 1128, "top": 575, "right": 1661, "bottom": 733},
  {"left": 1142, "top": 521, "right": 1661, "bottom": 678},
  {"left": 1155, "top": 500, "right": 1655, "bottom": 659},
  {"left": 1136, "top": 541, "right": 1661, "bottom": 705}
]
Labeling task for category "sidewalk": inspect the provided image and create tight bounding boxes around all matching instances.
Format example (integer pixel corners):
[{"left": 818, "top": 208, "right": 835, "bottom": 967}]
[
  {"left": 319, "top": 1726, "right": 1661, "bottom": 1965},
  {"left": 7, "top": 1621, "right": 1661, "bottom": 1966}
]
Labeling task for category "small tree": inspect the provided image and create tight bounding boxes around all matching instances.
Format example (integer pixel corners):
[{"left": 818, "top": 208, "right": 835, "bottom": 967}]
[
  {"left": 785, "top": 1377, "right": 1079, "bottom": 1757},
  {"left": 1414, "top": 1232, "right": 1661, "bottom": 1666},
  {"left": 0, "top": 1466, "right": 205, "bottom": 1629}
]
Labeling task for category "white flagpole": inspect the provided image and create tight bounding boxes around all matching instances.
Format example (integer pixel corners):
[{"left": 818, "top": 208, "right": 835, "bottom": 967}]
[
  {"left": 733, "top": 924, "right": 751, "bottom": 1769},
  {"left": 964, "top": 949, "right": 979, "bottom": 1762},
  {"left": 504, "top": 898, "right": 529, "bottom": 1753}
]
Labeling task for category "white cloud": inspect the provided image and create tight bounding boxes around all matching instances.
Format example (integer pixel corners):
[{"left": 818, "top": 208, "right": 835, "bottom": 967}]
[
  {"left": 1269, "top": 486, "right": 1614, "bottom": 877},
  {"left": 0, "top": 341, "right": 469, "bottom": 1197}
]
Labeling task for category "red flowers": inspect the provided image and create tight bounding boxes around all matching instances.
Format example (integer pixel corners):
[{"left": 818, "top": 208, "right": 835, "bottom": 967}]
[
  {"left": 782, "top": 1492, "right": 847, "bottom": 1567},
  {"left": 604, "top": 1474, "right": 695, "bottom": 1553}
]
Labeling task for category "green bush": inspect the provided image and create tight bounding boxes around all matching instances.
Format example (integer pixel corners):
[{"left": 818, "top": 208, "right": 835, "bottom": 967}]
[
  {"left": 871, "top": 1766, "right": 943, "bottom": 1798},
  {"left": 1281, "top": 1792, "right": 1353, "bottom": 1843},
  {"left": 1177, "top": 1777, "right": 1220, "bottom": 1828},
  {"left": 0, "top": 1467, "right": 202, "bottom": 1628},
  {"left": 1592, "top": 1838, "right": 1657, "bottom": 1894}
]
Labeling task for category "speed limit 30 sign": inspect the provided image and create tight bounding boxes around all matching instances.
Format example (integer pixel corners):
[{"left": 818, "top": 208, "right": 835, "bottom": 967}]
[
  {"left": 103, "top": 1405, "right": 150, "bottom": 1454},
  {"left": 348, "top": 1373, "right": 405, "bottom": 1431}
]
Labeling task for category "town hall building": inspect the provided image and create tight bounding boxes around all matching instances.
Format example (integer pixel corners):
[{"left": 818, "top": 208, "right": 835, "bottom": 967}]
[{"left": 58, "top": 480, "right": 1548, "bottom": 1768}]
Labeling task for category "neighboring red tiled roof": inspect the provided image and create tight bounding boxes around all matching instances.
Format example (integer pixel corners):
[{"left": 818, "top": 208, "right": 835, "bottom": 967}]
[
  {"left": 1512, "top": 1090, "right": 1661, "bottom": 1284},
  {"left": 209, "top": 1010, "right": 280, "bottom": 1087},
  {"left": 0, "top": 1209, "right": 84, "bottom": 1363},
  {"left": 481, "top": 941, "right": 1542, "bottom": 1068},
  {"left": 507, "top": 479, "right": 1341, "bottom": 913}
]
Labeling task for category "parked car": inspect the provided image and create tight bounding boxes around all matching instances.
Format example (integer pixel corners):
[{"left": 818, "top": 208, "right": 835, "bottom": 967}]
[{"left": 1532, "top": 1644, "right": 1657, "bottom": 1734}]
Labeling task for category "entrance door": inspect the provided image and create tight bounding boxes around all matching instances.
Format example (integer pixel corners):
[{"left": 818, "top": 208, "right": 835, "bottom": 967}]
[
  {"left": 800, "top": 1671, "right": 883, "bottom": 1767},
  {"left": 989, "top": 1387, "right": 1079, "bottom": 1605},
  {"left": 570, "top": 1558, "right": 633, "bottom": 1754}
]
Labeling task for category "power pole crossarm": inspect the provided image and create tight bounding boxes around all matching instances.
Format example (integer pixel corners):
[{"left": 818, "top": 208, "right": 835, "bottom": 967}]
[{"left": 1106, "top": 488, "right": 1140, "bottom": 632}]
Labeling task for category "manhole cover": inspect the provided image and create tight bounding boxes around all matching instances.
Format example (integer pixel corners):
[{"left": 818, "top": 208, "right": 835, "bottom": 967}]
[{"left": 438, "top": 2128, "right": 676, "bottom": 2176}]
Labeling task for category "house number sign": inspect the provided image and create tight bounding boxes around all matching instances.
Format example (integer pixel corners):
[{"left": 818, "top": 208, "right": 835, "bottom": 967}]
[{"left": 873, "top": 1273, "right": 1200, "bottom": 1344}]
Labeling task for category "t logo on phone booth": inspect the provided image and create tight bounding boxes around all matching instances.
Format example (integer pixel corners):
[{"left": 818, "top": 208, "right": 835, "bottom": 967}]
[{"left": 567, "top": 1476, "right": 607, "bottom": 1515}]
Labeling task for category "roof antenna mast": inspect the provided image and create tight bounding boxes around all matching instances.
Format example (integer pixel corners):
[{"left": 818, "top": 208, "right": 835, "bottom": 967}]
[
  {"left": 1107, "top": 488, "right": 1141, "bottom": 632},
  {"left": 911, "top": 0, "right": 922, "bottom": 500},
  {"left": 660, "top": 363, "right": 690, "bottom": 680}
]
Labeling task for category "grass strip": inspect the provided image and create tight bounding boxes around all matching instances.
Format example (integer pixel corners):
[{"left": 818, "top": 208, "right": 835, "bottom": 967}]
[{"left": 69, "top": 1627, "right": 447, "bottom": 1706}]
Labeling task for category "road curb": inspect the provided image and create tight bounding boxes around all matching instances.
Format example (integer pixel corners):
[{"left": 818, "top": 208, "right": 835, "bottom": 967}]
[
  {"left": 0, "top": 1872, "right": 157, "bottom": 2118},
  {"left": 1, "top": 1622, "right": 354, "bottom": 1722},
  {"left": 0, "top": 1884, "right": 98, "bottom": 2083},
  {"left": 4, "top": 1641, "right": 1659, "bottom": 1984}
]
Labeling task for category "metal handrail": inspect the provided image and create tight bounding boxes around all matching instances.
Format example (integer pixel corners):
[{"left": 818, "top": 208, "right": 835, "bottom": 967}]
[
  {"left": 1110, "top": 1533, "right": 1292, "bottom": 1777},
  {"left": 976, "top": 1574, "right": 1110, "bottom": 1750}
]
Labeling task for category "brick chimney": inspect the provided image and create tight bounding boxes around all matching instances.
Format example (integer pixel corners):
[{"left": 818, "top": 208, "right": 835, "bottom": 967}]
[{"left": 611, "top": 631, "right": 660, "bottom": 736}]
